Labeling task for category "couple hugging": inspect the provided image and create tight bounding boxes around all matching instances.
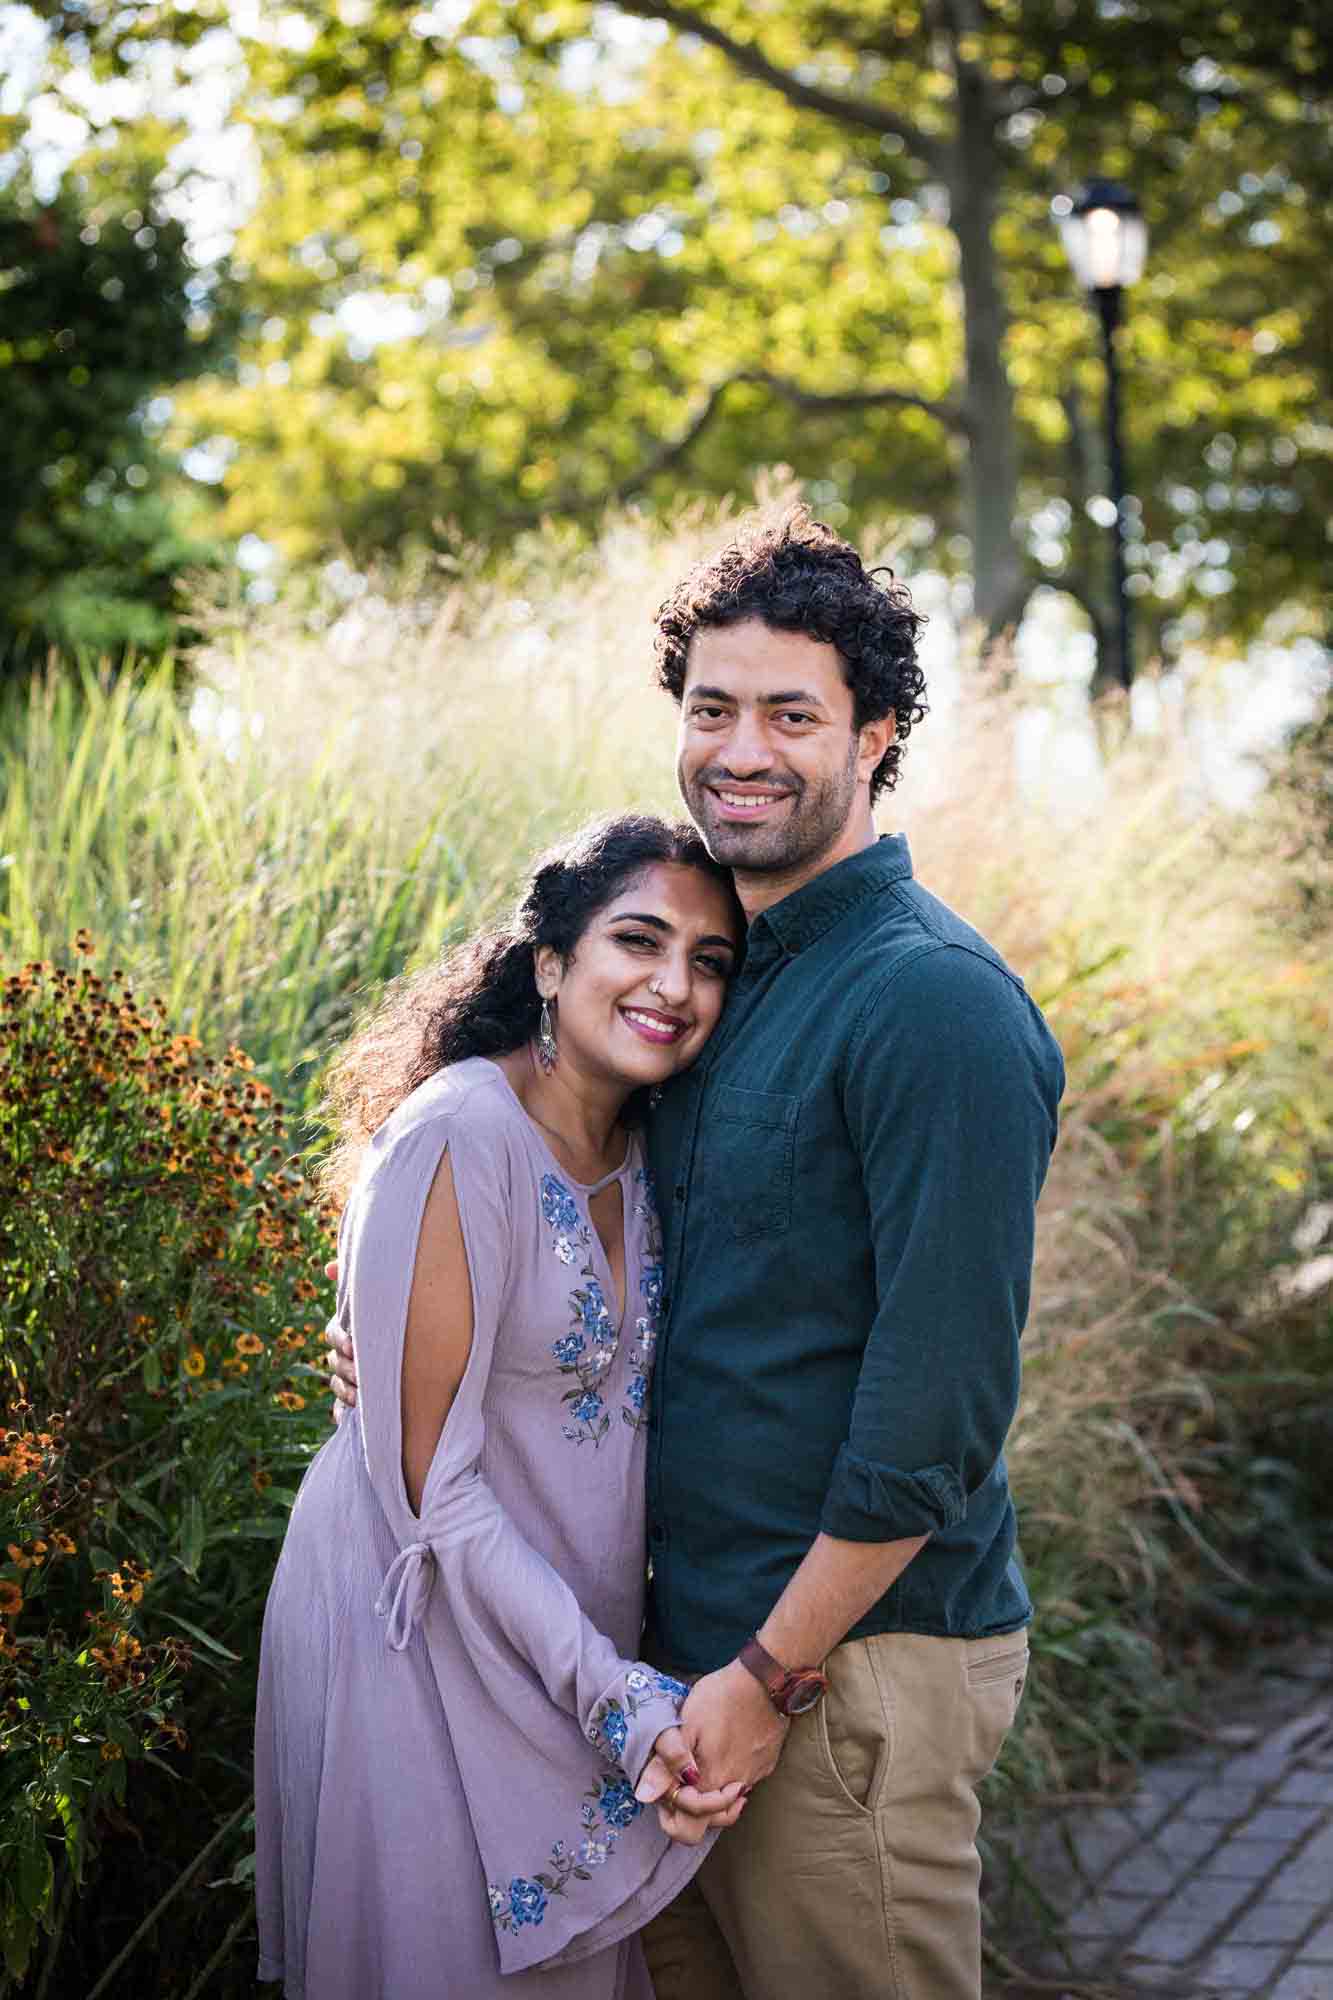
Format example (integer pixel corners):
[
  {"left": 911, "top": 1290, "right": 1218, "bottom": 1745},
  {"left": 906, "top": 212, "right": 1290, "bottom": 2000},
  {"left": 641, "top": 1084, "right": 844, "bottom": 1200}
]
[{"left": 255, "top": 508, "right": 1064, "bottom": 2000}]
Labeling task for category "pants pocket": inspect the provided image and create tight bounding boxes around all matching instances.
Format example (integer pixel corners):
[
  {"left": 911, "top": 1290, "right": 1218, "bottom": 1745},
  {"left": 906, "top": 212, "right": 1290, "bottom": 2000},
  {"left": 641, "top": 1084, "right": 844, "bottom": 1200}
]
[
  {"left": 817, "top": 1639, "right": 893, "bottom": 1815},
  {"left": 963, "top": 1635, "right": 1028, "bottom": 1781}
]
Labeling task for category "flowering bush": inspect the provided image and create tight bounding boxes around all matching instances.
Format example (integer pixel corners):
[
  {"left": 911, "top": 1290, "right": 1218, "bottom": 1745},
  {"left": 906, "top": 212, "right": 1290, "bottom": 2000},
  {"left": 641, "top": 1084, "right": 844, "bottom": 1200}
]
[
  {"left": 0, "top": 1415, "right": 185, "bottom": 1983},
  {"left": 0, "top": 944, "right": 332, "bottom": 1990}
]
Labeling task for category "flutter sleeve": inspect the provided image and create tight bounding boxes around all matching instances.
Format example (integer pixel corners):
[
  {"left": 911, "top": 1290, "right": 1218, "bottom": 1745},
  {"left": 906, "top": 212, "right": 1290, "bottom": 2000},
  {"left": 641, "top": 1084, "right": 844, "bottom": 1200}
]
[{"left": 338, "top": 1078, "right": 709, "bottom": 1972}]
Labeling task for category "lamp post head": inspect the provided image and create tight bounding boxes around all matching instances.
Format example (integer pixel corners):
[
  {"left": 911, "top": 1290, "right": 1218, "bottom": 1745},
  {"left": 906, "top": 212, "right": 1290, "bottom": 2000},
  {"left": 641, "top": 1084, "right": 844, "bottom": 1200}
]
[{"left": 1052, "top": 179, "right": 1148, "bottom": 293}]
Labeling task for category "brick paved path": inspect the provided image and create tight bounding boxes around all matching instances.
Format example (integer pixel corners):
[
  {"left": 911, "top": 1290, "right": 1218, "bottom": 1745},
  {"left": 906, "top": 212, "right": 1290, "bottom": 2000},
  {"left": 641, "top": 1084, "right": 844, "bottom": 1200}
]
[{"left": 991, "top": 1637, "right": 1333, "bottom": 1998}]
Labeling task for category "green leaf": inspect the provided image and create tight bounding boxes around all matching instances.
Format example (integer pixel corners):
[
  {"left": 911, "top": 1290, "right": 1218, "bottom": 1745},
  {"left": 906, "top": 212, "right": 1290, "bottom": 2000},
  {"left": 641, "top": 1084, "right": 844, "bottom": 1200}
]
[
  {"left": 17, "top": 1833, "right": 52, "bottom": 1922},
  {"left": 118, "top": 1488, "right": 169, "bottom": 1532},
  {"left": 105, "top": 1714, "right": 138, "bottom": 1755},
  {"left": 179, "top": 1495, "right": 205, "bottom": 1578},
  {"left": 2, "top": 1906, "right": 34, "bottom": 1981},
  {"left": 152, "top": 1609, "right": 241, "bottom": 1661},
  {"left": 142, "top": 1346, "right": 162, "bottom": 1391}
]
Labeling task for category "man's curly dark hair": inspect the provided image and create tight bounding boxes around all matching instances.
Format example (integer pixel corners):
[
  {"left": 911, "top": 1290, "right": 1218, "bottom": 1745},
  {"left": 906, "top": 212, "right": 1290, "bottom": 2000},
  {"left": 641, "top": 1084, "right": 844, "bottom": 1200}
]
[{"left": 654, "top": 505, "right": 928, "bottom": 802}]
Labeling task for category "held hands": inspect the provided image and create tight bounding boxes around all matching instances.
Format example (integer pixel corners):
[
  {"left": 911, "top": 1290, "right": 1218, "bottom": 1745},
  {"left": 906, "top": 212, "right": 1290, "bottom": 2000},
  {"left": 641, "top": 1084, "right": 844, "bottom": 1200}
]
[
  {"left": 634, "top": 1724, "right": 747, "bottom": 1847},
  {"left": 677, "top": 1660, "right": 788, "bottom": 1794},
  {"left": 638, "top": 1665, "right": 788, "bottom": 1844}
]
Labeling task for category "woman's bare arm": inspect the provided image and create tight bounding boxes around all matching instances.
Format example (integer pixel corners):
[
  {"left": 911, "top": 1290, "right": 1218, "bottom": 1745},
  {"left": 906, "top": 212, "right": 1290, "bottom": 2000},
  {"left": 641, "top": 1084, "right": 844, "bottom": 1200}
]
[{"left": 401, "top": 1152, "right": 473, "bottom": 1515}]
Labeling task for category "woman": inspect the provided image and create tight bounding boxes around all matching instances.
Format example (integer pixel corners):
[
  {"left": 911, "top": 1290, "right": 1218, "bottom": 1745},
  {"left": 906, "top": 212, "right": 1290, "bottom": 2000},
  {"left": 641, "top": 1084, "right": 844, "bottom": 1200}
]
[{"left": 255, "top": 814, "right": 747, "bottom": 2000}]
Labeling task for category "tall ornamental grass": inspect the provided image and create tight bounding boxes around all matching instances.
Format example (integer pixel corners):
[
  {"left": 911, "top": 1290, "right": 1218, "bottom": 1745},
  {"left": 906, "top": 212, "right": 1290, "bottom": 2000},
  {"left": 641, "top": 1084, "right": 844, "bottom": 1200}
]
[{"left": 1, "top": 504, "right": 1329, "bottom": 1992}]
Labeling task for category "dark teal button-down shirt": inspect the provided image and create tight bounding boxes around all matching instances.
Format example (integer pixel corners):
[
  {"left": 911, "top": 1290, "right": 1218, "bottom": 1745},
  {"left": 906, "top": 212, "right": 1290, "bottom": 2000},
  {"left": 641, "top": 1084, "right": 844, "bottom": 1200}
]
[{"left": 644, "top": 835, "right": 1064, "bottom": 1674}]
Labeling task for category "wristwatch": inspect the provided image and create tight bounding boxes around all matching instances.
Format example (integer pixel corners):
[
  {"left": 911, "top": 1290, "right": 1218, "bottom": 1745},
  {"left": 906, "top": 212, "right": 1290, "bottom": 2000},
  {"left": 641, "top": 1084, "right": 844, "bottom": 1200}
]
[{"left": 737, "top": 1636, "right": 829, "bottom": 1716}]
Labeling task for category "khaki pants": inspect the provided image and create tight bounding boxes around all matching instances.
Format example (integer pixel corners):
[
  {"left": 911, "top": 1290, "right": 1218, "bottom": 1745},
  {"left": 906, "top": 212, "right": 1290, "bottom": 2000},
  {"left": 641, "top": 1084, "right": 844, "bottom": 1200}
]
[{"left": 642, "top": 1630, "right": 1028, "bottom": 2000}]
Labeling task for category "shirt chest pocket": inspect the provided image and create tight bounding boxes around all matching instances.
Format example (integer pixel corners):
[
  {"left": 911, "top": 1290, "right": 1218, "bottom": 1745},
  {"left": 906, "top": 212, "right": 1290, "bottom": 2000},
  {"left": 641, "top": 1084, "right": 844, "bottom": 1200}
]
[{"left": 701, "top": 1083, "right": 799, "bottom": 1242}]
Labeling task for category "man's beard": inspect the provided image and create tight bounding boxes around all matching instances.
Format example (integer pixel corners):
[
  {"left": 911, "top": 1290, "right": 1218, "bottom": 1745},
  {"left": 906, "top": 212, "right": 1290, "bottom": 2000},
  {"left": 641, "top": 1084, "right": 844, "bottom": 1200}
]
[{"left": 681, "top": 740, "right": 861, "bottom": 877}]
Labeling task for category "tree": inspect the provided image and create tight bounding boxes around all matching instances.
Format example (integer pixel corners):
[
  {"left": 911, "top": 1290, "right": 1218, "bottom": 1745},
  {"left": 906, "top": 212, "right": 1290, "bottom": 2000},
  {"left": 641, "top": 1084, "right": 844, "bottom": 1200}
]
[
  {"left": 0, "top": 94, "right": 230, "bottom": 663},
  {"left": 26, "top": 1, "right": 1330, "bottom": 683}
]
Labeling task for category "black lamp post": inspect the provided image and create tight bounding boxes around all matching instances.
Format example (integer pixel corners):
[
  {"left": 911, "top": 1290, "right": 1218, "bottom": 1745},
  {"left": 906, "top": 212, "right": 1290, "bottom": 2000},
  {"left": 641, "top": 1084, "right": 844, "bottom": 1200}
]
[{"left": 1051, "top": 179, "right": 1148, "bottom": 691}]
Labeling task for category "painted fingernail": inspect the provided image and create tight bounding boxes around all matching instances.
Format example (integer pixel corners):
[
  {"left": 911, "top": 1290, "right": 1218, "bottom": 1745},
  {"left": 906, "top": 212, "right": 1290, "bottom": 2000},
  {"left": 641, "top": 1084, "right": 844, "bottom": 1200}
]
[{"left": 682, "top": 1765, "right": 701, "bottom": 1786}]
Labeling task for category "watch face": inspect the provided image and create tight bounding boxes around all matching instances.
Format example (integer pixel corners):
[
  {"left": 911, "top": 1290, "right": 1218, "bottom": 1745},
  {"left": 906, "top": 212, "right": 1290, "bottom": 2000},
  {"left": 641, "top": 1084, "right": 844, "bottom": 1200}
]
[{"left": 783, "top": 1673, "right": 827, "bottom": 1715}]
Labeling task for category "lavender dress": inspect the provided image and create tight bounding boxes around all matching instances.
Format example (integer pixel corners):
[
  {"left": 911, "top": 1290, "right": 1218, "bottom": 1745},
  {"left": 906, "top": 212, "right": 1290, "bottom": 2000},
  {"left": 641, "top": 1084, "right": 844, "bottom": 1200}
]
[{"left": 255, "top": 1059, "right": 712, "bottom": 1998}]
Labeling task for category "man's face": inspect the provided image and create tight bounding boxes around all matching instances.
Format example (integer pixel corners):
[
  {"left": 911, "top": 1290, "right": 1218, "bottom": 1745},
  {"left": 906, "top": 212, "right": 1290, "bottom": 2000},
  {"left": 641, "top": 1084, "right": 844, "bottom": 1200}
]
[{"left": 675, "top": 620, "right": 889, "bottom": 884}]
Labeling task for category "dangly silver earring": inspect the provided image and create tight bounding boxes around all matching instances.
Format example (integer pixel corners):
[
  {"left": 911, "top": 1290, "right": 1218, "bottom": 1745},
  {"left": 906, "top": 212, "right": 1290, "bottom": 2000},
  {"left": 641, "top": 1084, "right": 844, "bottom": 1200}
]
[{"left": 537, "top": 998, "right": 558, "bottom": 1073}]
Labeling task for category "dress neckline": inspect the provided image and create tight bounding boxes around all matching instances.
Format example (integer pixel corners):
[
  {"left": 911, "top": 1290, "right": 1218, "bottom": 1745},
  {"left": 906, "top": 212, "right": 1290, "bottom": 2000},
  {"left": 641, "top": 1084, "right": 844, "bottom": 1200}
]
[{"left": 479, "top": 1059, "right": 635, "bottom": 1196}]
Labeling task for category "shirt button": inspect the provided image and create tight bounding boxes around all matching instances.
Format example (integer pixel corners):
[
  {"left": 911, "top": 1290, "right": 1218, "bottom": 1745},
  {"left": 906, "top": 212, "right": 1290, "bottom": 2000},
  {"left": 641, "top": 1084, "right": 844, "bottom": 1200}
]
[{"left": 674, "top": 1184, "right": 686, "bottom": 1203}]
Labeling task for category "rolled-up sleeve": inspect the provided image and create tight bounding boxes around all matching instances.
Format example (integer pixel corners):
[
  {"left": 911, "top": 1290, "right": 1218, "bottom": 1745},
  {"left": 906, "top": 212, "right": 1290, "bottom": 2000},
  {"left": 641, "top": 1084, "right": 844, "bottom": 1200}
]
[{"left": 820, "top": 944, "right": 1063, "bottom": 1545}]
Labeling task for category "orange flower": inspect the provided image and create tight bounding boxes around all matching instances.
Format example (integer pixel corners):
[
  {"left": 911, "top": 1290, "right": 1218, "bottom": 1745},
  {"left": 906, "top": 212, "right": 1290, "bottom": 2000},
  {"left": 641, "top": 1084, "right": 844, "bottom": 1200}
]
[
  {"left": 274, "top": 1390, "right": 306, "bottom": 1412},
  {"left": 234, "top": 1332, "right": 264, "bottom": 1356},
  {"left": 52, "top": 1531, "right": 76, "bottom": 1556},
  {"left": 5, "top": 1543, "right": 31, "bottom": 1571},
  {"left": 109, "top": 1568, "right": 148, "bottom": 1605},
  {"left": 100, "top": 1742, "right": 123, "bottom": 1762},
  {"left": 0, "top": 1579, "right": 22, "bottom": 1617}
]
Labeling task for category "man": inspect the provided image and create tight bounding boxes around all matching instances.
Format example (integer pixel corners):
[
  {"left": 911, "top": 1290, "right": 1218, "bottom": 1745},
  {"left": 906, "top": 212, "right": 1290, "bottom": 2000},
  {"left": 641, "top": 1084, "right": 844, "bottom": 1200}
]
[{"left": 330, "top": 508, "right": 1063, "bottom": 1998}]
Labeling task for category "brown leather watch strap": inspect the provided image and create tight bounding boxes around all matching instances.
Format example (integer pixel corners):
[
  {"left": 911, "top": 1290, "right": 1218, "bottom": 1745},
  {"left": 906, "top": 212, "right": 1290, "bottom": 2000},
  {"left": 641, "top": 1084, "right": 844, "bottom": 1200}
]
[
  {"left": 737, "top": 1636, "right": 785, "bottom": 1691},
  {"left": 737, "top": 1636, "right": 830, "bottom": 1716}
]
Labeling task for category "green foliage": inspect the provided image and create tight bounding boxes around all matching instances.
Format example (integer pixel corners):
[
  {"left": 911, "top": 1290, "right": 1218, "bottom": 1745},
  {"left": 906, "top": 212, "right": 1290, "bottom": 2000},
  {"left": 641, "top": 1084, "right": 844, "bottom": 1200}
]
[
  {"left": 0, "top": 1418, "right": 185, "bottom": 1989},
  {"left": 161, "top": 0, "right": 1329, "bottom": 655},
  {"left": 0, "top": 167, "right": 226, "bottom": 668},
  {"left": 0, "top": 949, "right": 332, "bottom": 1994},
  {"left": 11, "top": 1, "right": 1331, "bottom": 673},
  {"left": 0, "top": 511, "right": 1327, "bottom": 1985}
]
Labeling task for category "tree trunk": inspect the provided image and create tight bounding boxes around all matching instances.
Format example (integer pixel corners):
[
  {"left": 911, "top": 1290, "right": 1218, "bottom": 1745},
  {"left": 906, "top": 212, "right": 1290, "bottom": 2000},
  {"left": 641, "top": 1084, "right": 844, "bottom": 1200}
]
[{"left": 946, "top": 55, "right": 1026, "bottom": 643}]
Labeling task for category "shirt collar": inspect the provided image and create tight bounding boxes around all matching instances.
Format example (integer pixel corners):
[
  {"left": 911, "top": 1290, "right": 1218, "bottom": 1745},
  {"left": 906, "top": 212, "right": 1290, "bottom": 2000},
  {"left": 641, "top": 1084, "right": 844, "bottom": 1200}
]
[{"left": 749, "top": 834, "right": 913, "bottom": 958}]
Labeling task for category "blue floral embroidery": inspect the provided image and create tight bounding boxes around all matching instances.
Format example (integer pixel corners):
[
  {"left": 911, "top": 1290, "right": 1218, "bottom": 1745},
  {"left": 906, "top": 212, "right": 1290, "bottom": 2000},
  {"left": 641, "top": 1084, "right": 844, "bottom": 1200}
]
[
  {"left": 500, "top": 1877, "right": 547, "bottom": 1929},
  {"left": 623, "top": 1170, "right": 664, "bottom": 1431},
  {"left": 588, "top": 1668, "right": 687, "bottom": 1769},
  {"left": 541, "top": 1173, "right": 617, "bottom": 1448},
  {"left": 540, "top": 1178, "right": 582, "bottom": 1236},
  {"left": 596, "top": 1776, "right": 642, "bottom": 1830},
  {"left": 487, "top": 1767, "right": 644, "bottom": 1937},
  {"left": 597, "top": 1701, "right": 629, "bottom": 1759},
  {"left": 541, "top": 1167, "right": 666, "bottom": 1445}
]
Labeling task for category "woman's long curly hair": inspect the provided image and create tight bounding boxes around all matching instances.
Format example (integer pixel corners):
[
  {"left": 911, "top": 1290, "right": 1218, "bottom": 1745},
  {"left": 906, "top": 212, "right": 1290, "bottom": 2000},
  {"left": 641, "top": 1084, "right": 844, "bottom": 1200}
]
[
  {"left": 654, "top": 504, "right": 927, "bottom": 802},
  {"left": 320, "top": 812, "right": 739, "bottom": 1207}
]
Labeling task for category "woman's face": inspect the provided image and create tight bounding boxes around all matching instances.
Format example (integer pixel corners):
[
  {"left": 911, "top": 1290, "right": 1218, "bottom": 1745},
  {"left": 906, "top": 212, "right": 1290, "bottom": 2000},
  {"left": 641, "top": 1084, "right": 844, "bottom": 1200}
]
[{"left": 536, "top": 863, "right": 740, "bottom": 1092}]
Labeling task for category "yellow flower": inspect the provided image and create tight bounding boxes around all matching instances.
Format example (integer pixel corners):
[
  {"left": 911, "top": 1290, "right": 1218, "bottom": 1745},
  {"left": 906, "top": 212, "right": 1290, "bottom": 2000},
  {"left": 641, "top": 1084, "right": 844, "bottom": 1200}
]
[
  {"left": 222, "top": 1356, "right": 249, "bottom": 1375},
  {"left": 234, "top": 1332, "right": 264, "bottom": 1356},
  {"left": 182, "top": 1348, "right": 206, "bottom": 1378},
  {"left": 274, "top": 1390, "right": 307, "bottom": 1412}
]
